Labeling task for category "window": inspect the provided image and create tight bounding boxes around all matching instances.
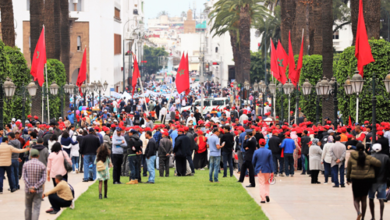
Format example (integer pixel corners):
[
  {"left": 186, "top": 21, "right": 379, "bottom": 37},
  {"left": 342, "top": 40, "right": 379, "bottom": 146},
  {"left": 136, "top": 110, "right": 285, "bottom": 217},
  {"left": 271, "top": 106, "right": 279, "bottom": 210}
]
[
  {"left": 77, "top": 36, "right": 81, "bottom": 51},
  {"left": 114, "top": 34, "right": 122, "bottom": 55},
  {"left": 69, "top": 0, "right": 83, "bottom": 12},
  {"left": 212, "top": 100, "right": 225, "bottom": 106},
  {"left": 27, "top": 0, "right": 30, "bottom": 11},
  {"left": 215, "top": 47, "right": 218, "bottom": 53},
  {"left": 114, "top": 8, "right": 121, "bottom": 20},
  {"left": 333, "top": 31, "right": 339, "bottom": 40}
]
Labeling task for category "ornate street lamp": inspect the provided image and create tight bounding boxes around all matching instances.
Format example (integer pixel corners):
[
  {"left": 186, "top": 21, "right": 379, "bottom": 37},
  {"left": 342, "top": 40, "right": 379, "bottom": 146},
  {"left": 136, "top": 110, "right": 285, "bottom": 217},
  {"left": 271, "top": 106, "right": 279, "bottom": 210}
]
[
  {"left": 343, "top": 76, "right": 353, "bottom": 95},
  {"left": 49, "top": 81, "right": 59, "bottom": 95},
  {"left": 384, "top": 70, "right": 390, "bottom": 93},
  {"left": 351, "top": 70, "right": 364, "bottom": 94},
  {"left": 302, "top": 79, "right": 312, "bottom": 96},
  {"left": 27, "top": 79, "right": 38, "bottom": 97}
]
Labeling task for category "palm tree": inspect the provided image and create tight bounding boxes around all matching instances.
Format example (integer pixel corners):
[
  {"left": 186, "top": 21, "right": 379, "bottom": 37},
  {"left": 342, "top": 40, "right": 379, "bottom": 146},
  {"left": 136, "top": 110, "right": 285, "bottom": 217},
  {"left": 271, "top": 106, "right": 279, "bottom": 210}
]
[
  {"left": 209, "top": 0, "right": 268, "bottom": 85},
  {"left": 351, "top": 0, "right": 380, "bottom": 45},
  {"left": 256, "top": 5, "right": 281, "bottom": 55},
  {"left": 60, "top": 0, "right": 70, "bottom": 81},
  {"left": 322, "top": 0, "right": 334, "bottom": 123},
  {"left": 30, "top": 0, "right": 44, "bottom": 61},
  {"left": 280, "top": 0, "right": 295, "bottom": 52},
  {"left": 0, "top": 0, "right": 15, "bottom": 47}
]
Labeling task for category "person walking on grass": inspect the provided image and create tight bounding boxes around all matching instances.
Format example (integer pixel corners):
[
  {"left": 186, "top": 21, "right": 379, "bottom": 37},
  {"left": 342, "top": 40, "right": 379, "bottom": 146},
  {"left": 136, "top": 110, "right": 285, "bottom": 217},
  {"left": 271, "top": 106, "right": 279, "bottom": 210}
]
[
  {"left": 144, "top": 131, "right": 157, "bottom": 184},
  {"left": 173, "top": 128, "right": 191, "bottom": 176},
  {"left": 111, "top": 127, "right": 127, "bottom": 184},
  {"left": 347, "top": 143, "right": 381, "bottom": 220},
  {"left": 95, "top": 144, "right": 112, "bottom": 199},
  {"left": 23, "top": 149, "right": 46, "bottom": 220},
  {"left": 208, "top": 128, "right": 223, "bottom": 183},
  {"left": 252, "top": 139, "right": 273, "bottom": 204},
  {"left": 42, "top": 175, "right": 74, "bottom": 214},
  {"left": 368, "top": 143, "right": 390, "bottom": 220},
  {"left": 221, "top": 125, "right": 234, "bottom": 178}
]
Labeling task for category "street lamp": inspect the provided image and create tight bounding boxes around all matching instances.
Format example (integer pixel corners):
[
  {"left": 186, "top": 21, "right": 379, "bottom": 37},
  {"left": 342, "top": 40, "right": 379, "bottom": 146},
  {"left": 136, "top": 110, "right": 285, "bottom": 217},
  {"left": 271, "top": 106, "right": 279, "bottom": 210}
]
[
  {"left": 343, "top": 76, "right": 353, "bottom": 95},
  {"left": 277, "top": 83, "right": 284, "bottom": 123},
  {"left": 244, "top": 80, "right": 250, "bottom": 103},
  {"left": 302, "top": 79, "right": 312, "bottom": 96},
  {"left": 350, "top": 70, "right": 364, "bottom": 123},
  {"left": 283, "top": 80, "right": 294, "bottom": 125},
  {"left": 269, "top": 82, "right": 276, "bottom": 116}
]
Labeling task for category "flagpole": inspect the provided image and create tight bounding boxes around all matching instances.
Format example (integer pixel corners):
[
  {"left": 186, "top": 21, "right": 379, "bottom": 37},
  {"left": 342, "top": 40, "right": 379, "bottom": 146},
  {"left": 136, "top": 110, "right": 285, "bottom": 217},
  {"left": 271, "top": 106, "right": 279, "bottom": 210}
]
[
  {"left": 138, "top": 77, "right": 149, "bottom": 116},
  {"left": 288, "top": 93, "right": 291, "bottom": 126},
  {"left": 45, "top": 63, "right": 50, "bottom": 122}
]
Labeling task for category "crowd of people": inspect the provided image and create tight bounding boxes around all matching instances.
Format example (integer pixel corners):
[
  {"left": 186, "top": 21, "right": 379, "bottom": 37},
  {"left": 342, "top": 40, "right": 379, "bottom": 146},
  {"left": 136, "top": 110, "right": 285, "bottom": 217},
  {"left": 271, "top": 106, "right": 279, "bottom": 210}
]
[{"left": 0, "top": 83, "right": 390, "bottom": 220}]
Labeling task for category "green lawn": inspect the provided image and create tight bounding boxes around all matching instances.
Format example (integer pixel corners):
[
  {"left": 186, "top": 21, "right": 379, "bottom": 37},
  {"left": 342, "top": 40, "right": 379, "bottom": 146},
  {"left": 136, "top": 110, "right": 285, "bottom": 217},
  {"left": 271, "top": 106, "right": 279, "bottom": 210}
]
[{"left": 59, "top": 169, "right": 267, "bottom": 220}]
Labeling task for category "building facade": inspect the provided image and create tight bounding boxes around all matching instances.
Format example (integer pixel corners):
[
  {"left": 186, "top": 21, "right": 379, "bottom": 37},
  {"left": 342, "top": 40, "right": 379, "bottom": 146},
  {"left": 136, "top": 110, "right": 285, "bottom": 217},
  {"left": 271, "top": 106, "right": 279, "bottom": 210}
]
[{"left": 10, "top": 0, "right": 145, "bottom": 95}]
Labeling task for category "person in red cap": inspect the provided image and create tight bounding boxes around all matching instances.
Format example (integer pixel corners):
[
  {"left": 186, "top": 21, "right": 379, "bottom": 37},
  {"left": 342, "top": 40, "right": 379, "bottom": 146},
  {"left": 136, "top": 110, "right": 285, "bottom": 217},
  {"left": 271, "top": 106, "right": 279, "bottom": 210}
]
[
  {"left": 157, "top": 131, "right": 173, "bottom": 177},
  {"left": 253, "top": 138, "right": 273, "bottom": 203},
  {"left": 173, "top": 128, "right": 192, "bottom": 176},
  {"left": 194, "top": 130, "right": 208, "bottom": 170},
  {"left": 376, "top": 131, "right": 389, "bottom": 157}
]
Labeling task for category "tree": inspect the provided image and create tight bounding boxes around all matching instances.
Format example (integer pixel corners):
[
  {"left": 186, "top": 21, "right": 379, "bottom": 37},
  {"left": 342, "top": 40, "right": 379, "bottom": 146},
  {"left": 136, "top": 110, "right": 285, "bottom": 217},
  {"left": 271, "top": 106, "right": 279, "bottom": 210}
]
[
  {"left": 280, "top": 0, "right": 295, "bottom": 52},
  {"left": 351, "top": 0, "right": 381, "bottom": 45},
  {"left": 0, "top": 0, "right": 15, "bottom": 47},
  {"left": 209, "top": 0, "right": 268, "bottom": 85},
  {"left": 322, "top": 0, "right": 334, "bottom": 123},
  {"left": 310, "top": 0, "right": 322, "bottom": 55},
  {"left": 256, "top": 5, "right": 282, "bottom": 56},
  {"left": 250, "top": 50, "right": 270, "bottom": 83},
  {"left": 142, "top": 46, "right": 169, "bottom": 75}
]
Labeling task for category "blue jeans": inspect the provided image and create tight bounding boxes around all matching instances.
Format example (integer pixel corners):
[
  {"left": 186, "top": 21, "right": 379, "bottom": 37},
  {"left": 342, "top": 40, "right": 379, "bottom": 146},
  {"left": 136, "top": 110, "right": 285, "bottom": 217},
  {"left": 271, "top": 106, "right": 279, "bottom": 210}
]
[
  {"left": 71, "top": 156, "right": 79, "bottom": 171},
  {"left": 301, "top": 154, "right": 307, "bottom": 174},
  {"left": 324, "top": 161, "right": 332, "bottom": 183},
  {"left": 222, "top": 152, "right": 233, "bottom": 177},
  {"left": 209, "top": 156, "right": 221, "bottom": 182},
  {"left": 331, "top": 164, "right": 345, "bottom": 186},
  {"left": 83, "top": 155, "right": 96, "bottom": 181},
  {"left": 0, "top": 166, "right": 13, "bottom": 191},
  {"left": 146, "top": 156, "right": 156, "bottom": 183},
  {"left": 272, "top": 154, "right": 284, "bottom": 174},
  {"left": 128, "top": 155, "right": 140, "bottom": 180},
  {"left": 11, "top": 159, "right": 19, "bottom": 189},
  {"left": 284, "top": 154, "right": 294, "bottom": 176}
]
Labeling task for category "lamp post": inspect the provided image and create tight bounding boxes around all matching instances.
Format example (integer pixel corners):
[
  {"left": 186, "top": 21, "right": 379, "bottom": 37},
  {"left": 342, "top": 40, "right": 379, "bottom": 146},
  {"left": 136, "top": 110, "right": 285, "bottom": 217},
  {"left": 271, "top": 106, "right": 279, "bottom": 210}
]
[
  {"left": 283, "top": 80, "right": 294, "bottom": 125},
  {"left": 269, "top": 82, "right": 276, "bottom": 117},
  {"left": 253, "top": 80, "right": 259, "bottom": 116},
  {"left": 350, "top": 70, "right": 364, "bottom": 123},
  {"left": 259, "top": 80, "right": 266, "bottom": 116}
]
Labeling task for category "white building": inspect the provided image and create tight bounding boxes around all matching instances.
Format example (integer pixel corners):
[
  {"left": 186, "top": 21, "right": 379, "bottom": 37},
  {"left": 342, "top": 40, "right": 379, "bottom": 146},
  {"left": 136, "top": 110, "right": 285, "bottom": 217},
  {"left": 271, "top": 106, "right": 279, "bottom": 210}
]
[{"left": 11, "top": 0, "right": 145, "bottom": 94}]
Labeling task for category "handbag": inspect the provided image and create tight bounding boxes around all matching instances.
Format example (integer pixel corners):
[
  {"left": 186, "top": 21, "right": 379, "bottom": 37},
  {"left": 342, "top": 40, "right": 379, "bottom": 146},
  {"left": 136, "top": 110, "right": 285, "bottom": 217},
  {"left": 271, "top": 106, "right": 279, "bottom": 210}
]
[
  {"left": 96, "top": 160, "right": 105, "bottom": 172},
  {"left": 62, "top": 151, "right": 73, "bottom": 172}
]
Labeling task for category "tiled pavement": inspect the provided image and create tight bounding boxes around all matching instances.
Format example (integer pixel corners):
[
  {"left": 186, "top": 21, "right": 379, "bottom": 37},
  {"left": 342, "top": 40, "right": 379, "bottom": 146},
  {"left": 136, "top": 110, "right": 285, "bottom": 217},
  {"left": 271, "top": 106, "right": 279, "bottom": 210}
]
[
  {"left": 235, "top": 171, "right": 389, "bottom": 220},
  {"left": 0, "top": 171, "right": 94, "bottom": 220}
]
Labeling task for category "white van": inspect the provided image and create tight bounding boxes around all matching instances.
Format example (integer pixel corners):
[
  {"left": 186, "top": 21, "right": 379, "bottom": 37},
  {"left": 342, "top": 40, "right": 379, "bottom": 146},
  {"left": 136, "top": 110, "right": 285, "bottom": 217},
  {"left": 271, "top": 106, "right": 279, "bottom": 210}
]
[{"left": 181, "top": 97, "right": 230, "bottom": 114}]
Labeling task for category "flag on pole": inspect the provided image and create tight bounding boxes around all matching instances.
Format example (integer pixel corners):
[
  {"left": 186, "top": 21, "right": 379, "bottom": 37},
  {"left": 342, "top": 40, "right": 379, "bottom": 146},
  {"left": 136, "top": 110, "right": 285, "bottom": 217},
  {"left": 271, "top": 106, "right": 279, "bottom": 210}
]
[
  {"left": 270, "top": 39, "right": 281, "bottom": 83},
  {"left": 355, "top": 0, "right": 375, "bottom": 77},
  {"left": 276, "top": 40, "right": 288, "bottom": 84},
  {"left": 76, "top": 48, "right": 87, "bottom": 96},
  {"left": 175, "top": 53, "right": 190, "bottom": 95},
  {"left": 132, "top": 55, "right": 140, "bottom": 95},
  {"left": 30, "top": 27, "right": 46, "bottom": 86},
  {"left": 288, "top": 31, "right": 297, "bottom": 86},
  {"left": 289, "top": 30, "right": 305, "bottom": 86}
]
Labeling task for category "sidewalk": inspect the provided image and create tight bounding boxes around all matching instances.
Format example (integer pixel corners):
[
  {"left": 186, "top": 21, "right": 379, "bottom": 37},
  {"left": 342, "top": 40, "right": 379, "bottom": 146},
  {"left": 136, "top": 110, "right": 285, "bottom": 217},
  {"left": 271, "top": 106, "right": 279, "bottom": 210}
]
[
  {"left": 235, "top": 171, "right": 388, "bottom": 220},
  {"left": 0, "top": 171, "right": 94, "bottom": 220}
]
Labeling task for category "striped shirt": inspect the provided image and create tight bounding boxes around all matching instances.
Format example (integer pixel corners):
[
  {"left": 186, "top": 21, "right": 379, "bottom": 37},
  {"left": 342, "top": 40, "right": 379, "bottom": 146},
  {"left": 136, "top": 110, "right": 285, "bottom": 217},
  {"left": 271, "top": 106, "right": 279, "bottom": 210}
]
[{"left": 22, "top": 158, "right": 46, "bottom": 194}]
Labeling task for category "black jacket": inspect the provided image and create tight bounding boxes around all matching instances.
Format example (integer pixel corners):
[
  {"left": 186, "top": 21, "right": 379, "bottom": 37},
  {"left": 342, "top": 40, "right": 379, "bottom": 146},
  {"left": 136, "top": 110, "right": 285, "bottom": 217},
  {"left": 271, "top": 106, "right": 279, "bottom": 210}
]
[
  {"left": 125, "top": 134, "right": 142, "bottom": 155},
  {"left": 145, "top": 138, "right": 157, "bottom": 158},
  {"left": 221, "top": 132, "right": 234, "bottom": 153},
  {"left": 186, "top": 132, "right": 196, "bottom": 151},
  {"left": 268, "top": 136, "right": 282, "bottom": 155},
  {"left": 43, "top": 132, "right": 54, "bottom": 147},
  {"left": 254, "top": 133, "right": 264, "bottom": 147},
  {"left": 376, "top": 137, "right": 390, "bottom": 156},
  {"left": 243, "top": 137, "right": 257, "bottom": 161},
  {"left": 173, "top": 134, "right": 191, "bottom": 158},
  {"left": 125, "top": 105, "right": 132, "bottom": 113},
  {"left": 194, "top": 112, "right": 202, "bottom": 123},
  {"left": 158, "top": 137, "right": 173, "bottom": 157},
  {"left": 80, "top": 134, "right": 101, "bottom": 155},
  {"left": 301, "top": 136, "right": 311, "bottom": 155}
]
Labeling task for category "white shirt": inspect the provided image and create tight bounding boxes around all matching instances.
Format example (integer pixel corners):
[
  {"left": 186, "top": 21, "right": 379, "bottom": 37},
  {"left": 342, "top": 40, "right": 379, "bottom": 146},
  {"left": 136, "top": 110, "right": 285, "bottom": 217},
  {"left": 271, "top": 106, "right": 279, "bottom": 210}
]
[
  {"left": 239, "top": 114, "right": 248, "bottom": 125},
  {"left": 321, "top": 143, "right": 335, "bottom": 164},
  {"left": 187, "top": 116, "right": 196, "bottom": 125},
  {"left": 263, "top": 117, "right": 273, "bottom": 126},
  {"left": 160, "top": 107, "right": 167, "bottom": 116},
  {"left": 225, "top": 111, "right": 231, "bottom": 118},
  {"left": 182, "top": 99, "right": 186, "bottom": 106},
  {"left": 264, "top": 106, "right": 271, "bottom": 115}
]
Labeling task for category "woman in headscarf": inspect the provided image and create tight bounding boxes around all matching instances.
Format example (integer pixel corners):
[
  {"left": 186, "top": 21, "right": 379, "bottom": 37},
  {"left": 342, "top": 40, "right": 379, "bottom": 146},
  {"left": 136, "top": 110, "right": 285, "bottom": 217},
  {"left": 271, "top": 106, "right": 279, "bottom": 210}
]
[
  {"left": 321, "top": 135, "right": 334, "bottom": 183},
  {"left": 309, "top": 138, "right": 323, "bottom": 184}
]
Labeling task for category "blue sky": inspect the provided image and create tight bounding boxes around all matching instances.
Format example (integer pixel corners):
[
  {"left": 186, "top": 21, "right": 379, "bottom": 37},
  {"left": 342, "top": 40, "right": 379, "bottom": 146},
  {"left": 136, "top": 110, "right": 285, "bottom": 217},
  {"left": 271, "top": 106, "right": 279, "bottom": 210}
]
[{"left": 144, "top": 0, "right": 207, "bottom": 19}]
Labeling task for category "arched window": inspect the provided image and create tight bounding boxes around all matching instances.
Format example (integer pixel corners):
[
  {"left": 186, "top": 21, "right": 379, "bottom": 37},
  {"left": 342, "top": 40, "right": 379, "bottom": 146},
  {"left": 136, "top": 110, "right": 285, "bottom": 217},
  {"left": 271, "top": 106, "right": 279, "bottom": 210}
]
[
  {"left": 77, "top": 36, "right": 81, "bottom": 51},
  {"left": 215, "top": 47, "right": 219, "bottom": 53}
]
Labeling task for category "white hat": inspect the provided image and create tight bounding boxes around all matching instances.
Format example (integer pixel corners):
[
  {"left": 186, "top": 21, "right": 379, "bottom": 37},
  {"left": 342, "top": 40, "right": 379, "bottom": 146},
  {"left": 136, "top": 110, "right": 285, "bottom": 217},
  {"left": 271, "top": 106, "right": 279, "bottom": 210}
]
[
  {"left": 372, "top": 143, "right": 382, "bottom": 152},
  {"left": 12, "top": 118, "right": 15, "bottom": 122}
]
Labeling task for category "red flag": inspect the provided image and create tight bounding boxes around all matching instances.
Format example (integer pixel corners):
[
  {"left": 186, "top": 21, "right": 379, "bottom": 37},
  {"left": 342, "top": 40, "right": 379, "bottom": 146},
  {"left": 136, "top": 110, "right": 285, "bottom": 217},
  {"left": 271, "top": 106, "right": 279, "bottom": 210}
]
[
  {"left": 176, "top": 53, "right": 190, "bottom": 95},
  {"left": 276, "top": 40, "right": 288, "bottom": 84},
  {"left": 30, "top": 27, "right": 46, "bottom": 86},
  {"left": 270, "top": 39, "right": 280, "bottom": 83},
  {"left": 290, "top": 31, "right": 305, "bottom": 86},
  {"left": 132, "top": 55, "right": 140, "bottom": 95},
  {"left": 348, "top": 116, "right": 352, "bottom": 127},
  {"left": 76, "top": 48, "right": 87, "bottom": 96},
  {"left": 355, "top": 0, "right": 375, "bottom": 77},
  {"left": 288, "top": 31, "right": 297, "bottom": 86}
]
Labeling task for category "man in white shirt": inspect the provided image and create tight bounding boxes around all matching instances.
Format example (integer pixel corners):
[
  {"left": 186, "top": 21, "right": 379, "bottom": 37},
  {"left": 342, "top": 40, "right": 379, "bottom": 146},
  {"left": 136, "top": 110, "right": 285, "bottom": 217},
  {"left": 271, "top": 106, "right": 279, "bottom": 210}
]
[
  {"left": 239, "top": 110, "right": 249, "bottom": 125},
  {"left": 187, "top": 112, "right": 196, "bottom": 125},
  {"left": 263, "top": 112, "right": 273, "bottom": 125},
  {"left": 160, "top": 105, "right": 167, "bottom": 124}
]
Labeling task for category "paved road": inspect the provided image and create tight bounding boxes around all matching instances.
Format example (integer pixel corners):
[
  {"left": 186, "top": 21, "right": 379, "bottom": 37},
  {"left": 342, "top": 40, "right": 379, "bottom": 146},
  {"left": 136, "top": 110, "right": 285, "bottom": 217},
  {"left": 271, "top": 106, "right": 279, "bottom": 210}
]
[
  {"left": 236, "top": 171, "right": 389, "bottom": 220},
  {"left": 0, "top": 171, "right": 94, "bottom": 220}
]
